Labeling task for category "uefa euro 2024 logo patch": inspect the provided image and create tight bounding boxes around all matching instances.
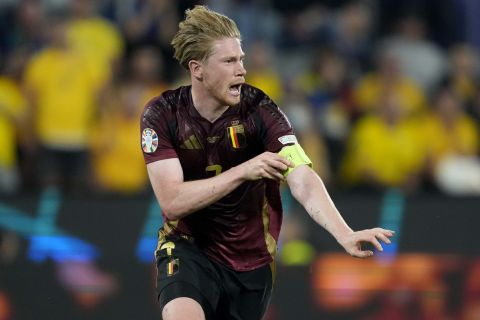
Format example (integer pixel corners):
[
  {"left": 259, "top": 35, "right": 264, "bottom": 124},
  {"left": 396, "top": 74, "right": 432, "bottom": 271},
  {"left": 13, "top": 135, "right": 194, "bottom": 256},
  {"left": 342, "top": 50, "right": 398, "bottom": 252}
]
[{"left": 142, "top": 128, "right": 158, "bottom": 153}]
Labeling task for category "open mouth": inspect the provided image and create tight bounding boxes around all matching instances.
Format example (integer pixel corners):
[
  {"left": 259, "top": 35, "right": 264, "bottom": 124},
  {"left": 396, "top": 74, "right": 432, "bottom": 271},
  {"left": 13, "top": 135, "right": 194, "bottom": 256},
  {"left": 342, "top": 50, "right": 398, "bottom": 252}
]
[{"left": 229, "top": 84, "right": 242, "bottom": 96}]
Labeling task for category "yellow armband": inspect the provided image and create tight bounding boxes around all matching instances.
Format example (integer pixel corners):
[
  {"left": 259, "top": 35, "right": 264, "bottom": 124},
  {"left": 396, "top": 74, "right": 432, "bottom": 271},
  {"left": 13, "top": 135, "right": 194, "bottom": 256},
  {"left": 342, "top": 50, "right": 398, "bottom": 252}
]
[{"left": 278, "top": 144, "right": 312, "bottom": 177}]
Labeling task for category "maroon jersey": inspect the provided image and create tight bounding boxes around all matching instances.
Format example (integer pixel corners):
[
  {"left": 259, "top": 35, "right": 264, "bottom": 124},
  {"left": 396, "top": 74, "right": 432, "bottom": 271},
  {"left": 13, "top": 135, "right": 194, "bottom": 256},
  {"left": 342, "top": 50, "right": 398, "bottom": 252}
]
[{"left": 140, "top": 84, "right": 297, "bottom": 271}]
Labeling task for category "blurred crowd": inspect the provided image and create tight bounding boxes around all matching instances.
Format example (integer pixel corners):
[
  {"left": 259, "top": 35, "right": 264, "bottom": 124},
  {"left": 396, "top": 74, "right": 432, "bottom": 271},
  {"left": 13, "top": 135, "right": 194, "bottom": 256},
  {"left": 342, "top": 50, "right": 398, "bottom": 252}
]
[{"left": 0, "top": 0, "right": 480, "bottom": 196}]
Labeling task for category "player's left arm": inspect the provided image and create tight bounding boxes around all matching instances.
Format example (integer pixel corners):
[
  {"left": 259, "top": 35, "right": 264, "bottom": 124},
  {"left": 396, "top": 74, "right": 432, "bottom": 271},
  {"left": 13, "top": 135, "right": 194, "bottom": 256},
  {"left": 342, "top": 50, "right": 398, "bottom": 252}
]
[
  {"left": 282, "top": 144, "right": 395, "bottom": 258},
  {"left": 252, "top": 90, "right": 394, "bottom": 257}
]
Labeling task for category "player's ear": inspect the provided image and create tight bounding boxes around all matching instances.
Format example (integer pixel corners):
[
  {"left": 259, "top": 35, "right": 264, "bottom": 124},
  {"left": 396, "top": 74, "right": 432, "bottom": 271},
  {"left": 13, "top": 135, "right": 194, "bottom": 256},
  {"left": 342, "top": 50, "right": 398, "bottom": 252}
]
[{"left": 189, "top": 60, "right": 203, "bottom": 80}]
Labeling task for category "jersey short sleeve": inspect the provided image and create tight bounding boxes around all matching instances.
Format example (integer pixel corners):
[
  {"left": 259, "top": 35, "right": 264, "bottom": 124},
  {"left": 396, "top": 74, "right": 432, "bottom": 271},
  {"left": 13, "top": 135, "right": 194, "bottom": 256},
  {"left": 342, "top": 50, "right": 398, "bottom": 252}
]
[
  {"left": 140, "top": 94, "right": 178, "bottom": 164},
  {"left": 252, "top": 91, "right": 297, "bottom": 153},
  {"left": 245, "top": 86, "right": 312, "bottom": 175}
]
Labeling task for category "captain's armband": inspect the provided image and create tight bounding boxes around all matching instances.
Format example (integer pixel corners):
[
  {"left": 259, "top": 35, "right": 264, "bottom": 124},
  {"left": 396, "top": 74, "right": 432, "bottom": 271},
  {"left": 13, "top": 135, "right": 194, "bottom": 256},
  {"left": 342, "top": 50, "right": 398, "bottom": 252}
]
[{"left": 278, "top": 144, "right": 312, "bottom": 177}]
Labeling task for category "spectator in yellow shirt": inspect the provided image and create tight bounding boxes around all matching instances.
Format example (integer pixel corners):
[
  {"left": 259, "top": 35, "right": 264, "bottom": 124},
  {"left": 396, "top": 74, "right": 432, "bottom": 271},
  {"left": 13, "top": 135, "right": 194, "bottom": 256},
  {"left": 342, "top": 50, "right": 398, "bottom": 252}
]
[
  {"left": 422, "top": 86, "right": 480, "bottom": 194},
  {"left": 354, "top": 47, "right": 426, "bottom": 117},
  {"left": 66, "top": 0, "right": 124, "bottom": 80},
  {"left": 0, "top": 62, "right": 26, "bottom": 194},
  {"left": 245, "top": 41, "right": 284, "bottom": 103},
  {"left": 340, "top": 90, "right": 426, "bottom": 191},
  {"left": 91, "top": 47, "right": 168, "bottom": 194},
  {"left": 24, "top": 14, "right": 107, "bottom": 191},
  {"left": 447, "top": 44, "right": 480, "bottom": 112},
  {"left": 423, "top": 86, "right": 479, "bottom": 171}
]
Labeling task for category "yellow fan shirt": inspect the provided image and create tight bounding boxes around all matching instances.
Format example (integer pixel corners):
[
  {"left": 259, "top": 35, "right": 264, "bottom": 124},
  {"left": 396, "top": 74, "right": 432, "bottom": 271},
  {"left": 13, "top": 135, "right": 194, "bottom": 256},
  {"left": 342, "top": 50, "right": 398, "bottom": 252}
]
[
  {"left": 0, "top": 77, "right": 26, "bottom": 167},
  {"left": 354, "top": 74, "right": 426, "bottom": 116},
  {"left": 92, "top": 85, "right": 166, "bottom": 193},
  {"left": 67, "top": 17, "right": 123, "bottom": 69},
  {"left": 341, "top": 115, "right": 425, "bottom": 186},
  {"left": 247, "top": 69, "right": 284, "bottom": 103},
  {"left": 422, "top": 112, "right": 479, "bottom": 165},
  {"left": 24, "top": 48, "right": 106, "bottom": 148}
]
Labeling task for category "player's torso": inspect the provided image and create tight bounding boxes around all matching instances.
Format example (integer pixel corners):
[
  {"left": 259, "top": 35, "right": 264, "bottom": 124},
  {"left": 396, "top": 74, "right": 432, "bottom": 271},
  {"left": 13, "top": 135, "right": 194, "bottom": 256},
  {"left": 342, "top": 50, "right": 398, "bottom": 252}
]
[
  {"left": 173, "top": 104, "right": 262, "bottom": 182},
  {"left": 156, "top": 85, "right": 284, "bottom": 271}
]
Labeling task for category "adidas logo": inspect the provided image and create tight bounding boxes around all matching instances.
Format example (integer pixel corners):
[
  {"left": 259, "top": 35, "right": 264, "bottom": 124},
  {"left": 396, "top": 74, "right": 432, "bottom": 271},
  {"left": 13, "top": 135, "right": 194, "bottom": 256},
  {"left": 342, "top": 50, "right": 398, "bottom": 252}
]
[{"left": 180, "top": 135, "right": 202, "bottom": 150}]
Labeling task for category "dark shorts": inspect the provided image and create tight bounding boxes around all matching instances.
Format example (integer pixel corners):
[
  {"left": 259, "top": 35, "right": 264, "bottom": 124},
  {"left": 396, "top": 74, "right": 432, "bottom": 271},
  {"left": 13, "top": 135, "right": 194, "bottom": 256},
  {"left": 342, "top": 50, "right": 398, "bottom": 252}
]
[{"left": 155, "top": 236, "right": 274, "bottom": 320}]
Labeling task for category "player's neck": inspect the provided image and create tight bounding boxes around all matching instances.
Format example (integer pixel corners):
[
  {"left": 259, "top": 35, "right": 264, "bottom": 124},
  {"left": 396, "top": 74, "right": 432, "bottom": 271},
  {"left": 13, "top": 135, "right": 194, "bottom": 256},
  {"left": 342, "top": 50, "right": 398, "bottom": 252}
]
[{"left": 191, "top": 86, "right": 229, "bottom": 123}]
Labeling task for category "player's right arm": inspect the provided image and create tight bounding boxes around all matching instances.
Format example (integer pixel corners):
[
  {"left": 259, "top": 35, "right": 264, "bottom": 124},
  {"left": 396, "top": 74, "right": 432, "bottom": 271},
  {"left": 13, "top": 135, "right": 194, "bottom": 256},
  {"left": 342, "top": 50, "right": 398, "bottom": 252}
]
[{"left": 147, "top": 152, "right": 291, "bottom": 220}]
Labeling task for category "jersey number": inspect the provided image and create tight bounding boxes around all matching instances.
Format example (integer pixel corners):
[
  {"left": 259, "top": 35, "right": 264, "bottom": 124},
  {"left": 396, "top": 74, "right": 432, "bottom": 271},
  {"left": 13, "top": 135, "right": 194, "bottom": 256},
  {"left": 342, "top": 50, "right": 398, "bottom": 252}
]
[{"left": 205, "top": 165, "right": 223, "bottom": 177}]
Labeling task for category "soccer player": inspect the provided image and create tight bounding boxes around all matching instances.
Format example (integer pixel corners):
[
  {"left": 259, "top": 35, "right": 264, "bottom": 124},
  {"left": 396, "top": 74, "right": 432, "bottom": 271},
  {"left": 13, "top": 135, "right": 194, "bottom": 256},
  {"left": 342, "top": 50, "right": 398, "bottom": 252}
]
[{"left": 140, "top": 6, "right": 394, "bottom": 320}]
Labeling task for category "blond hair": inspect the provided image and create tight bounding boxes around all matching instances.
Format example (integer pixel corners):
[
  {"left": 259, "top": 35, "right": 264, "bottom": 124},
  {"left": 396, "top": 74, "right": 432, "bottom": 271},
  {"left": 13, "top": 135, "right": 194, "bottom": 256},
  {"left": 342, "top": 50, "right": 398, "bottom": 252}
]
[{"left": 171, "top": 6, "right": 241, "bottom": 69}]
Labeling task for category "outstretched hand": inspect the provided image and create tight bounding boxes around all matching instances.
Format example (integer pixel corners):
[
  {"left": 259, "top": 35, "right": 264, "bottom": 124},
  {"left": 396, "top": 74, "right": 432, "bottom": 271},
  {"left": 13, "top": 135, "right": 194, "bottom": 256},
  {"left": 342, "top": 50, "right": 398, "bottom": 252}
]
[{"left": 338, "top": 228, "right": 395, "bottom": 258}]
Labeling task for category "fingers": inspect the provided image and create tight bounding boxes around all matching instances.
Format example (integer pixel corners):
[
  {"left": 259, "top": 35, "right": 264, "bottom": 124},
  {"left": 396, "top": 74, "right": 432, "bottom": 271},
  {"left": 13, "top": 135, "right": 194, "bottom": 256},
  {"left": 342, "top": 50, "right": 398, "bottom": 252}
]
[
  {"left": 264, "top": 153, "right": 294, "bottom": 171},
  {"left": 358, "top": 250, "right": 374, "bottom": 258},
  {"left": 262, "top": 165, "right": 285, "bottom": 182},
  {"left": 347, "top": 228, "right": 396, "bottom": 259},
  {"left": 264, "top": 158, "right": 288, "bottom": 173},
  {"left": 369, "top": 236, "right": 384, "bottom": 252},
  {"left": 279, "top": 156, "right": 294, "bottom": 168},
  {"left": 350, "top": 247, "right": 374, "bottom": 258},
  {"left": 365, "top": 229, "right": 395, "bottom": 252},
  {"left": 374, "top": 228, "right": 395, "bottom": 237},
  {"left": 376, "top": 232, "right": 391, "bottom": 244},
  {"left": 264, "top": 152, "right": 294, "bottom": 167},
  {"left": 248, "top": 152, "right": 294, "bottom": 181},
  {"left": 337, "top": 227, "right": 397, "bottom": 259}
]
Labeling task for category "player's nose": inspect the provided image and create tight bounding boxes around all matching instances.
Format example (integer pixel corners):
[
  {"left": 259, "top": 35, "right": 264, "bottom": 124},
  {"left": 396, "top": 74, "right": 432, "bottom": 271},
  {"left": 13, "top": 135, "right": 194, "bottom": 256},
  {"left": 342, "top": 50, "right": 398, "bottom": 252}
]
[{"left": 236, "top": 61, "right": 246, "bottom": 77}]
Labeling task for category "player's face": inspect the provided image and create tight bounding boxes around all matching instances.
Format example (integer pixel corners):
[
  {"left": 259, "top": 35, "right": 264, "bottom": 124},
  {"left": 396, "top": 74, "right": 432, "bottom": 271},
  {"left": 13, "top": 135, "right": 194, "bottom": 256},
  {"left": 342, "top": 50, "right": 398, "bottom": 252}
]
[{"left": 201, "top": 38, "right": 246, "bottom": 107}]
